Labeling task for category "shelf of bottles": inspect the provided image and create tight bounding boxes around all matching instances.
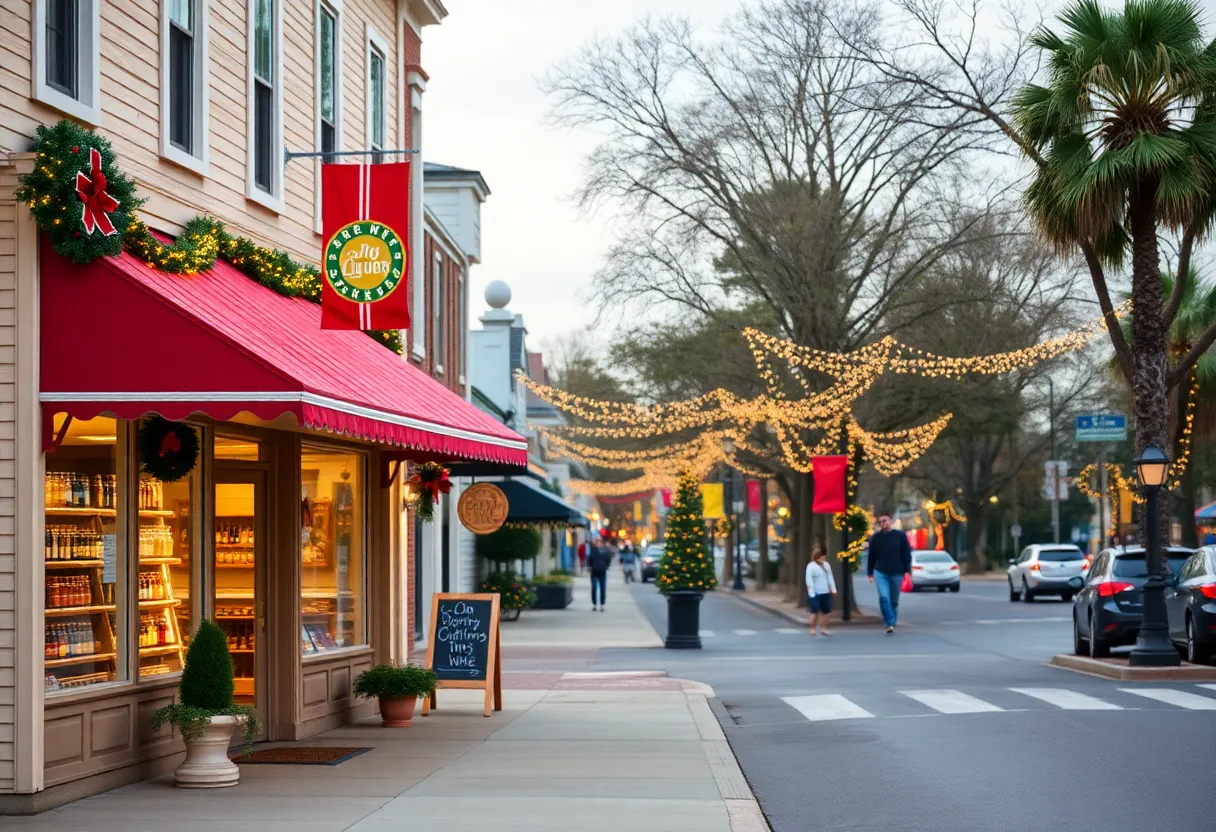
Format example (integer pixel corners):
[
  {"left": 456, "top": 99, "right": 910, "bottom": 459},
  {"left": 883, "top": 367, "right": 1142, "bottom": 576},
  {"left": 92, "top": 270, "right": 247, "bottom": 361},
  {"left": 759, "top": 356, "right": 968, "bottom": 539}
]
[
  {"left": 215, "top": 514, "right": 256, "bottom": 701},
  {"left": 43, "top": 471, "right": 189, "bottom": 689}
]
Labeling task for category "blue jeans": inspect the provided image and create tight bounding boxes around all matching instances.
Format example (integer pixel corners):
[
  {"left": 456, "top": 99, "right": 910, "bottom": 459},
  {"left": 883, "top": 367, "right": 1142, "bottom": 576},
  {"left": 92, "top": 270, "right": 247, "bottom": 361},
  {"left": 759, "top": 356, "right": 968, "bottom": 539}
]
[
  {"left": 873, "top": 570, "right": 903, "bottom": 627},
  {"left": 590, "top": 572, "right": 607, "bottom": 606}
]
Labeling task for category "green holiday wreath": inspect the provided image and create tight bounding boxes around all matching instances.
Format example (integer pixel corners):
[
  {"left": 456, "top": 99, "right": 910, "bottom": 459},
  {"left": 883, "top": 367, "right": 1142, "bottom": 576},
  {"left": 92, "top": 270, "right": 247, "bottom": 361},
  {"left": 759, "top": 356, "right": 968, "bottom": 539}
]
[
  {"left": 139, "top": 418, "right": 200, "bottom": 483},
  {"left": 18, "top": 120, "right": 403, "bottom": 355}
]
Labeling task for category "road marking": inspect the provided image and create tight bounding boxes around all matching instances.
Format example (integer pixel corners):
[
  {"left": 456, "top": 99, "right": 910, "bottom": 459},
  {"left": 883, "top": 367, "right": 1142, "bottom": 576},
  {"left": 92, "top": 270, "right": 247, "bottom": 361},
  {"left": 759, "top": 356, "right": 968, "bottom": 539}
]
[
  {"left": 775, "top": 628, "right": 801, "bottom": 635},
  {"left": 783, "top": 694, "right": 874, "bottom": 722},
  {"left": 701, "top": 630, "right": 716, "bottom": 637},
  {"left": 1010, "top": 688, "right": 1122, "bottom": 710},
  {"left": 901, "top": 689, "right": 1004, "bottom": 714},
  {"left": 967, "top": 617, "right": 1071, "bottom": 625},
  {"left": 1119, "top": 688, "right": 1216, "bottom": 710},
  {"left": 1198, "top": 684, "right": 1216, "bottom": 692},
  {"left": 733, "top": 629, "right": 758, "bottom": 636}
]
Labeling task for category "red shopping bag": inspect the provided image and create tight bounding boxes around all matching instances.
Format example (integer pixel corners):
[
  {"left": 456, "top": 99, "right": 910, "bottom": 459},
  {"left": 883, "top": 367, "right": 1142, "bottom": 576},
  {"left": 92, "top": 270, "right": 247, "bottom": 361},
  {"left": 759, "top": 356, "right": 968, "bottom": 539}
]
[{"left": 900, "top": 573, "right": 913, "bottom": 593}]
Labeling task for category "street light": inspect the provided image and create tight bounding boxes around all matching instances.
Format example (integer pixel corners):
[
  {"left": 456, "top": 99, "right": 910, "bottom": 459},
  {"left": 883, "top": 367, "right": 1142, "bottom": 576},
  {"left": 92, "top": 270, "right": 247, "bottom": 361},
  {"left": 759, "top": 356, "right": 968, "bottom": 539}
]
[
  {"left": 720, "top": 436, "right": 745, "bottom": 591},
  {"left": 1129, "top": 443, "right": 1180, "bottom": 667}
]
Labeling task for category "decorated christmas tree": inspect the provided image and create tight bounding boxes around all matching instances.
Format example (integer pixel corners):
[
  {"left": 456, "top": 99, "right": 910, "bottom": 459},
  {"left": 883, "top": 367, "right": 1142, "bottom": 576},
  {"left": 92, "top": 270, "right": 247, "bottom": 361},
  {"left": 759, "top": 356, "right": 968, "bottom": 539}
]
[{"left": 657, "top": 469, "right": 718, "bottom": 594}]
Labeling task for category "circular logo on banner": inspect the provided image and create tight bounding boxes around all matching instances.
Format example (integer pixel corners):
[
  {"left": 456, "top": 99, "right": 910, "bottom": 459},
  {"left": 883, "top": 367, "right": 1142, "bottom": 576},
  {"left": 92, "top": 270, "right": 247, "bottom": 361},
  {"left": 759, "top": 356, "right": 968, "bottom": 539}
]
[
  {"left": 324, "top": 221, "right": 406, "bottom": 302},
  {"left": 458, "top": 483, "right": 510, "bottom": 535}
]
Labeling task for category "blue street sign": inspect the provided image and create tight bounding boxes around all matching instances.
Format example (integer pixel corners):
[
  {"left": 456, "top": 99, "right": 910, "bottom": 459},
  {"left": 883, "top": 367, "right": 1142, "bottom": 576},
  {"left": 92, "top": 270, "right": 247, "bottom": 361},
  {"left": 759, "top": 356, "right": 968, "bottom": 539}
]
[{"left": 1075, "top": 414, "right": 1126, "bottom": 443}]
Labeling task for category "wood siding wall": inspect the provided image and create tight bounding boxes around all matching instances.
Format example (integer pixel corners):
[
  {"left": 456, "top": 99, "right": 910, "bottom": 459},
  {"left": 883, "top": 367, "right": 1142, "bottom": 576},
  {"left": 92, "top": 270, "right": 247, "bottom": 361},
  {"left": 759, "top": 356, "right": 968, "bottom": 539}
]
[{"left": 0, "top": 163, "right": 19, "bottom": 793}]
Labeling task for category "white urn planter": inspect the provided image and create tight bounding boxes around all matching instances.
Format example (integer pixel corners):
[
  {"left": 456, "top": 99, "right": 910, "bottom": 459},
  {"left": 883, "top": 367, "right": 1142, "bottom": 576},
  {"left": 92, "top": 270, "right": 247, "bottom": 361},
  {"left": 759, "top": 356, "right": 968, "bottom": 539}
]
[{"left": 173, "top": 715, "right": 245, "bottom": 788}]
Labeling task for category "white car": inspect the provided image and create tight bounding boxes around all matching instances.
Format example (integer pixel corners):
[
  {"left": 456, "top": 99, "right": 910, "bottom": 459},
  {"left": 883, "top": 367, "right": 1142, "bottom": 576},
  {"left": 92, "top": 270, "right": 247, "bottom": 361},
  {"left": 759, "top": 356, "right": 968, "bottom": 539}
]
[
  {"left": 1007, "top": 543, "right": 1086, "bottom": 602},
  {"left": 910, "top": 550, "right": 960, "bottom": 592}
]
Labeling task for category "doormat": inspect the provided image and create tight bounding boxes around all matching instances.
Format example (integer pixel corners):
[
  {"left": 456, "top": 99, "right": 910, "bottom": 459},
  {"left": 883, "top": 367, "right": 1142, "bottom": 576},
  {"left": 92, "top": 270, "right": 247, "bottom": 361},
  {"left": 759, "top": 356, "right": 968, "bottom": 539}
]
[{"left": 232, "top": 747, "right": 371, "bottom": 765}]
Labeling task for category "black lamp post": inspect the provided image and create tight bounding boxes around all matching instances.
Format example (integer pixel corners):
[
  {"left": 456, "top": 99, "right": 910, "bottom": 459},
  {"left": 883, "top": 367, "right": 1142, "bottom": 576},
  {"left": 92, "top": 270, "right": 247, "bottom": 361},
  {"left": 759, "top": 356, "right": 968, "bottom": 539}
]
[
  {"left": 721, "top": 436, "right": 746, "bottom": 591},
  {"left": 1129, "top": 443, "right": 1180, "bottom": 667}
]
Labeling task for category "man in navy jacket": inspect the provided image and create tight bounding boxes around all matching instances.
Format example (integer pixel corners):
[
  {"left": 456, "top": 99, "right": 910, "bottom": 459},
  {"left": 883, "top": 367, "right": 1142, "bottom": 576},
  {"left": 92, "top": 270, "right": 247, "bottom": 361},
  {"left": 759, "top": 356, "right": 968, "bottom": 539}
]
[{"left": 867, "top": 512, "right": 912, "bottom": 633}]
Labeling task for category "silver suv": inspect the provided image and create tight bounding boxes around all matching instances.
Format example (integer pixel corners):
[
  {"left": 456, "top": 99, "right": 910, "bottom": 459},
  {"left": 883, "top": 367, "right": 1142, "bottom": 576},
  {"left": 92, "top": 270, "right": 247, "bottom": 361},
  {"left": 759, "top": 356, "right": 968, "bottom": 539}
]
[{"left": 1007, "top": 544, "right": 1086, "bottom": 602}]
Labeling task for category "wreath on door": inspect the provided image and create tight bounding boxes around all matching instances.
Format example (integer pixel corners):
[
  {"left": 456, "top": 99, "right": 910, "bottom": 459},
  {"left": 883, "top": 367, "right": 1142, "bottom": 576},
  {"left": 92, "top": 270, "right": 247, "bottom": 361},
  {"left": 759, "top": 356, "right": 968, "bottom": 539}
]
[{"left": 139, "top": 417, "right": 200, "bottom": 482}]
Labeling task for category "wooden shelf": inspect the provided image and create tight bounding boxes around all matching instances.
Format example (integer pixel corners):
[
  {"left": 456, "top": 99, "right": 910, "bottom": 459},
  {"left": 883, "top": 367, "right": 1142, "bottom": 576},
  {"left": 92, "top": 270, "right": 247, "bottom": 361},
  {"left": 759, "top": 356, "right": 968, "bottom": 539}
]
[
  {"left": 46, "top": 604, "right": 115, "bottom": 617},
  {"left": 214, "top": 615, "right": 254, "bottom": 620},
  {"left": 229, "top": 649, "right": 255, "bottom": 654},
  {"left": 45, "top": 559, "right": 104, "bottom": 568},
  {"left": 46, "top": 652, "right": 117, "bottom": 668},
  {"left": 139, "top": 644, "right": 181, "bottom": 656},
  {"left": 140, "top": 557, "right": 182, "bottom": 565},
  {"left": 215, "top": 563, "right": 254, "bottom": 569},
  {"left": 45, "top": 507, "right": 174, "bottom": 518},
  {"left": 139, "top": 598, "right": 181, "bottom": 609},
  {"left": 216, "top": 543, "right": 255, "bottom": 549}
]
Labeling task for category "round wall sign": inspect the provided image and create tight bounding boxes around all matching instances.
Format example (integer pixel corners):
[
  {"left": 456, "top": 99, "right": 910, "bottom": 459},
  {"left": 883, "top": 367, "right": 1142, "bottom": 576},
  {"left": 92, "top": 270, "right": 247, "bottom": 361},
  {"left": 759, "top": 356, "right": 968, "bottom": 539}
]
[{"left": 458, "top": 483, "right": 510, "bottom": 535}]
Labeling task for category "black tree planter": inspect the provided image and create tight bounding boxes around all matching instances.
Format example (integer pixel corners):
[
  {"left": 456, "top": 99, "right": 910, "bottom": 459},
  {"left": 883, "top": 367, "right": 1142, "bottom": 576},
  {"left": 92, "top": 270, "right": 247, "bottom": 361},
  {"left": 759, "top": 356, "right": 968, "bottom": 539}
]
[
  {"left": 531, "top": 584, "right": 573, "bottom": 610},
  {"left": 664, "top": 590, "right": 704, "bottom": 649}
]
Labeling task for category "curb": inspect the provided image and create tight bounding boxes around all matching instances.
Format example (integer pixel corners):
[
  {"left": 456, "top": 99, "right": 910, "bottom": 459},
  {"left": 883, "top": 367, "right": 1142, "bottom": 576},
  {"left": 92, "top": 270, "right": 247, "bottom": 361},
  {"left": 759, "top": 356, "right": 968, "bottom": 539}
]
[
  {"left": 1047, "top": 654, "right": 1216, "bottom": 681},
  {"left": 728, "top": 588, "right": 884, "bottom": 627},
  {"left": 688, "top": 692, "right": 772, "bottom": 832}
]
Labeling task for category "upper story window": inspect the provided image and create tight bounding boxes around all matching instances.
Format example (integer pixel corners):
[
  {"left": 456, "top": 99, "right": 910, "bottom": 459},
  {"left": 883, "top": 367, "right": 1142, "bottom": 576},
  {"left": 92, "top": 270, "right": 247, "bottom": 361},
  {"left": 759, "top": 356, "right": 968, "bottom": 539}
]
[
  {"left": 34, "top": 0, "right": 101, "bottom": 124},
  {"left": 318, "top": 3, "right": 339, "bottom": 159},
  {"left": 458, "top": 272, "right": 467, "bottom": 383},
  {"left": 432, "top": 252, "right": 445, "bottom": 371},
  {"left": 160, "top": 0, "right": 210, "bottom": 173},
  {"left": 366, "top": 25, "right": 388, "bottom": 164},
  {"left": 247, "top": 0, "right": 283, "bottom": 209}
]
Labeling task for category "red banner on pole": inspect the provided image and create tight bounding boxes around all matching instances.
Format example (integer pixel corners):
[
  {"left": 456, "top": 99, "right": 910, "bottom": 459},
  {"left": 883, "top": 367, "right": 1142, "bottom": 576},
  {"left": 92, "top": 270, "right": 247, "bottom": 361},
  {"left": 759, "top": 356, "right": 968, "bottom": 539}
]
[
  {"left": 811, "top": 456, "right": 847, "bottom": 514},
  {"left": 321, "top": 161, "right": 411, "bottom": 330},
  {"left": 660, "top": 488, "right": 672, "bottom": 508},
  {"left": 746, "top": 480, "right": 762, "bottom": 512}
]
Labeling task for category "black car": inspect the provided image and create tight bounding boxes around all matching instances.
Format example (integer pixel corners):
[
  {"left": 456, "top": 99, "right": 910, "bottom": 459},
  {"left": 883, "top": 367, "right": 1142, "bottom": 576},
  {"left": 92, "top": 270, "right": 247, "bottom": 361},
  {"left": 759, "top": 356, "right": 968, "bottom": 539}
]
[
  {"left": 1072, "top": 546, "right": 1193, "bottom": 658},
  {"left": 1167, "top": 547, "right": 1216, "bottom": 664}
]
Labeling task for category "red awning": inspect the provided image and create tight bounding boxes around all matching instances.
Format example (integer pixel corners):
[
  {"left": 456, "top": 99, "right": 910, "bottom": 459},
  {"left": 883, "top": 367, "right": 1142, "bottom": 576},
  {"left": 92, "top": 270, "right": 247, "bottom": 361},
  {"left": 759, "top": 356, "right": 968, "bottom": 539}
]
[{"left": 39, "top": 240, "right": 527, "bottom": 465}]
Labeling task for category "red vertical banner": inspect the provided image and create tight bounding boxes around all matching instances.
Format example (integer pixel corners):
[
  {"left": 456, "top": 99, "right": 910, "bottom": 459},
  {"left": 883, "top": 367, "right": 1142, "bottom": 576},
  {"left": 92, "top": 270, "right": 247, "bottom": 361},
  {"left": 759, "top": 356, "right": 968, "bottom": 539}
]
[
  {"left": 746, "top": 480, "right": 762, "bottom": 512},
  {"left": 660, "top": 488, "right": 673, "bottom": 508},
  {"left": 811, "top": 456, "right": 847, "bottom": 514},
  {"left": 321, "top": 161, "right": 411, "bottom": 330}
]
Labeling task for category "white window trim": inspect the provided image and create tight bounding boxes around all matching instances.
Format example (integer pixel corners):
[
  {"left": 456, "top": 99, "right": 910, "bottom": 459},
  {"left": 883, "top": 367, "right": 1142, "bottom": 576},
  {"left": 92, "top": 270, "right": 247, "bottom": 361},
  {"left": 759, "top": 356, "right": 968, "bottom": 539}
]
[
  {"left": 432, "top": 251, "right": 444, "bottom": 375},
  {"left": 365, "top": 23, "right": 389, "bottom": 154},
  {"left": 313, "top": 0, "right": 344, "bottom": 234},
  {"left": 159, "top": 0, "right": 210, "bottom": 176},
  {"left": 31, "top": 0, "right": 103, "bottom": 125},
  {"left": 246, "top": 0, "right": 285, "bottom": 213}
]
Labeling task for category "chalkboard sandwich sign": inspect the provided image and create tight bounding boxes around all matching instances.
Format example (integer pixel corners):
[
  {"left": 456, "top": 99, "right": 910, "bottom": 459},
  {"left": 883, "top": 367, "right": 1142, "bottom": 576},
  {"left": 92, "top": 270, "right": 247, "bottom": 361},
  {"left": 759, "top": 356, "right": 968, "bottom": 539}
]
[{"left": 422, "top": 593, "right": 502, "bottom": 717}]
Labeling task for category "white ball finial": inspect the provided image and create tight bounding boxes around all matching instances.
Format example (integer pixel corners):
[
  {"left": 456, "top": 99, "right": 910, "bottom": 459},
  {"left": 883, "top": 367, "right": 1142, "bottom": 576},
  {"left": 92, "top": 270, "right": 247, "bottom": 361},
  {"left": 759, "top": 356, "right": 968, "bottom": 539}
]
[{"left": 485, "top": 280, "right": 512, "bottom": 309}]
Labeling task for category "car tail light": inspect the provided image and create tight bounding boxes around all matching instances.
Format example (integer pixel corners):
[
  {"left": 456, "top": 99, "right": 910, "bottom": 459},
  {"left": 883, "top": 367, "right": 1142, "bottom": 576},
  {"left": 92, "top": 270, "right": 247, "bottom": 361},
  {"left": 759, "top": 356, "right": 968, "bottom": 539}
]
[
  {"left": 1030, "top": 563, "right": 1041, "bottom": 571},
  {"left": 1199, "top": 583, "right": 1216, "bottom": 599},
  {"left": 912, "top": 565, "right": 924, "bottom": 571},
  {"left": 949, "top": 564, "right": 959, "bottom": 571},
  {"left": 1098, "top": 581, "right": 1135, "bottom": 597}
]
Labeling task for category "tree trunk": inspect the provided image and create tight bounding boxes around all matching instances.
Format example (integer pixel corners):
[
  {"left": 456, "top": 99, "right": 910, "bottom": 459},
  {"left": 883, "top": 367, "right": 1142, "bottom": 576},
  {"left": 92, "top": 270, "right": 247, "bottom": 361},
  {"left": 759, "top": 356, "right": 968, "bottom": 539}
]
[
  {"left": 961, "top": 499, "right": 987, "bottom": 573},
  {"left": 1127, "top": 179, "right": 1171, "bottom": 556},
  {"left": 758, "top": 485, "right": 770, "bottom": 590},
  {"left": 794, "top": 472, "right": 814, "bottom": 608}
]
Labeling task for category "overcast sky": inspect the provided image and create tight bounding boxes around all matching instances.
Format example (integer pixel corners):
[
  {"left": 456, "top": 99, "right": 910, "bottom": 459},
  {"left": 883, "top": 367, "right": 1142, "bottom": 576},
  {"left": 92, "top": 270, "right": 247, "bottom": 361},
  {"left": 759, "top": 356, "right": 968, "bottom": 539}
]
[{"left": 423, "top": 0, "right": 743, "bottom": 354}]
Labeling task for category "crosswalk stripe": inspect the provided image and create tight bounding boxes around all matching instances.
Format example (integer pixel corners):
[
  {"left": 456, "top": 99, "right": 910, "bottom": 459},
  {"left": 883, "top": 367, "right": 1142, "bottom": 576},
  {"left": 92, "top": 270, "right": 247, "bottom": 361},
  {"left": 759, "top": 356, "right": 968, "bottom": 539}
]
[
  {"left": 1198, "top": 684, "right": 1216, "bottom": 692},
  {"left": 733, "top": 629, "right": 757, "bottom": 636},
  {"left": 775, "top": 628, "right": 801, "bottom": 635},
  {"left": 1119, "top": 688, "right": 1216, "bottom": 710},
  {"left": 1010, "top": 688, "right": 1122, "bottom": 710},
  {"left": 783, "top": 694, "right": 874, "bottom": 722},
  {"left": 901, "top": 689, "right": 1003, "bottom": 714}
]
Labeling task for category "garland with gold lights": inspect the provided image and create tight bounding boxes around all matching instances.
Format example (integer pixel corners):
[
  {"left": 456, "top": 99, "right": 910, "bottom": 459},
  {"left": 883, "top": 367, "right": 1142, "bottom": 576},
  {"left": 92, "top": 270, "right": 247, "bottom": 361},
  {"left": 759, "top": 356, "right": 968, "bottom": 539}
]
[
  {"left": 832, "top": 505, "right": 874, "bottom": 564},
  {"left": 17, "top": 120, "right": 401, "bottom": 354},
  {"left": 924, "top": 499, "right": 966, "bottom": 551}
]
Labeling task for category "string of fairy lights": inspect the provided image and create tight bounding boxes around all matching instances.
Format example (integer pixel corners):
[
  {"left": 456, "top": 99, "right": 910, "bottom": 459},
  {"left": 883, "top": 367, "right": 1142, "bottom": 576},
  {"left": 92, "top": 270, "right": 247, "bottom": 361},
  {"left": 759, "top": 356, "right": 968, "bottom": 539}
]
[{"left": 534, "top": 304, "right": 1139, "bottom": 499}]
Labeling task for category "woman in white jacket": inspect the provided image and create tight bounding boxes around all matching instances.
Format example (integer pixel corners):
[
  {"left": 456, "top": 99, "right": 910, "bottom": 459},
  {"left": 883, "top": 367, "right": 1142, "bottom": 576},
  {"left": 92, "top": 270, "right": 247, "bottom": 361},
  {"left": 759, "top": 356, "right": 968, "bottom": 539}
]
[{"left": 805, "top": 547, "right": 838, "bottom": 636}]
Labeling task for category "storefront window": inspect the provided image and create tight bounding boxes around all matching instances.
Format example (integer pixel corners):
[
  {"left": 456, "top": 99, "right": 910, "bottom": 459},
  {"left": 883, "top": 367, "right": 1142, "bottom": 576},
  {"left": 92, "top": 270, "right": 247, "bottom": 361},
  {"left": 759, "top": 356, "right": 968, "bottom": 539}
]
[
  {"left": 300, "top": 447, "right": 365, "bottom": 653},
  {"left": 44, "top": 416, "right": 124, "bottom": 692},
  {"left": 136, "top": 418, "right": 197, "bottom": 680}
]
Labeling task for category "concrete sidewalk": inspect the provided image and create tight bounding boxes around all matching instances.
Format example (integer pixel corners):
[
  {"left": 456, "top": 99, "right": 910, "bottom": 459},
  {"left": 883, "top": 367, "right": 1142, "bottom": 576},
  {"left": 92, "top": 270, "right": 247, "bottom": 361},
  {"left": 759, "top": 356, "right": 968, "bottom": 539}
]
[{"left": 10, "top": 570, "right": 767, "bottom": 831}]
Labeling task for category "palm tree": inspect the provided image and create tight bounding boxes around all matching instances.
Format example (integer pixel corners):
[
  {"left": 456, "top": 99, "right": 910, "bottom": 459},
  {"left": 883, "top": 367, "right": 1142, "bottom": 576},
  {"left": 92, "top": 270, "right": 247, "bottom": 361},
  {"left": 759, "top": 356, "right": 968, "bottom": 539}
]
[{"left": 1013, "top": 0, "right": 1216, "bottom": 462}]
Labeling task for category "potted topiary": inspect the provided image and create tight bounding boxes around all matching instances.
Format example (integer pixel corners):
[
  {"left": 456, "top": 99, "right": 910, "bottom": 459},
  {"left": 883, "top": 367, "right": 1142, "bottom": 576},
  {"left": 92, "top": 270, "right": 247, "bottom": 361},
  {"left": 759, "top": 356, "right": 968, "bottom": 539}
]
[
  {"left": 150, "top": 620, "right": 259, "bottom": 788},
  {"left": 657, "top": 470, "right": 718, "bottom": 648},
  {"left": 353, "top": 663, "right": 437, "bottom": 727},
  {"left": 530, "top": 571, "right": 574, "bottom": 609}
]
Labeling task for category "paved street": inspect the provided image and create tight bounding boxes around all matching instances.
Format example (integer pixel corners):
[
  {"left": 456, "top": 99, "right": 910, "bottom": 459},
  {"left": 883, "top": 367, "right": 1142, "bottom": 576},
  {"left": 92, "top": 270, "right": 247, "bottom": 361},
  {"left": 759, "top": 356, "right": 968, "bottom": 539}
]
[{"left": 587, "top": 577, "right": 1216, "bottom": 832}]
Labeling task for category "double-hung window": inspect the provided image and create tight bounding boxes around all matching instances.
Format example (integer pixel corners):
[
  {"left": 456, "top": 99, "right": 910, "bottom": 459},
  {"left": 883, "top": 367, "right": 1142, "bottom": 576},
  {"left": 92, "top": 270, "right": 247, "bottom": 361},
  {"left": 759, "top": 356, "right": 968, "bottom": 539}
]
[
  {"left": 35, "top": 0, "right": 101, "bottom": 123},
  {"left": 366, "top": 26, "right": 388, "bottom": 164},
  {"left": 318, "top": 4, "right": 339, "bottom": 159},
  {"left": 247, "top": 0, "right": 282, "bottom": 207},
  {"left": 432, "top": 253, "right": 445, "bottom": 371},
  {"left": 160, "top": 0, "right": 209, "bottom": 172}
]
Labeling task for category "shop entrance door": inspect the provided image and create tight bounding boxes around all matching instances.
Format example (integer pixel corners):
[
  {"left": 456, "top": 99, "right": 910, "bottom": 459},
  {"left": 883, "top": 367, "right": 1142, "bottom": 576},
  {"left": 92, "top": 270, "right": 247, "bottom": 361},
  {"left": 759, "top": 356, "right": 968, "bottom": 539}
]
[{"left": 213, "top": 471, "right": 267, "bottom": 740}]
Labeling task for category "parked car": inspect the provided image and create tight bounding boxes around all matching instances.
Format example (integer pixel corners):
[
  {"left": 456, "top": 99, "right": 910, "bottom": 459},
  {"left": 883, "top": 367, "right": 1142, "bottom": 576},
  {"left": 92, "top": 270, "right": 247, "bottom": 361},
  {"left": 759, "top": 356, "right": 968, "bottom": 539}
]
[
  {"left": 1007, "top": 544, "right": 1086, "bottom": 602},
  {"left": 640, "top": 544, "right": 663, "bottom": 582},
  {"left": 910, "top": 550, "right": 960, "bottom": 592},
  {"left": 1167, "top": 547, "right": 1216, "bottom": 664},
  {"left": 1072, "top": 546, "right": 1194, "bottom": 657}
]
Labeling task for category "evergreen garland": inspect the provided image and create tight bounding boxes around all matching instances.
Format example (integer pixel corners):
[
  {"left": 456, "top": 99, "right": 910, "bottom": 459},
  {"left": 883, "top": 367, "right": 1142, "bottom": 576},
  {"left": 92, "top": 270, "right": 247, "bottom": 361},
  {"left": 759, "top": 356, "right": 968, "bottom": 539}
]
[
  {"left": 15, "top": 121, "right": 142, "bottom": 263},
  {"left": 125, "top": 216, "right": 221, "bottom": 274},
  {"left": 656, "top": 469, "right": 718, "bottom": 594}
]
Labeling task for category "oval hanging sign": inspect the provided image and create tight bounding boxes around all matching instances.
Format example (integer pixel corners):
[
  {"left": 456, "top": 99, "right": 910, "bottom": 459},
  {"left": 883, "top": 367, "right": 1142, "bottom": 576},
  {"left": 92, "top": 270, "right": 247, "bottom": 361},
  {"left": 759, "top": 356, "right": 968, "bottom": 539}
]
[{"left": 458, "top": 483, "right": 510, "bottom": 535}]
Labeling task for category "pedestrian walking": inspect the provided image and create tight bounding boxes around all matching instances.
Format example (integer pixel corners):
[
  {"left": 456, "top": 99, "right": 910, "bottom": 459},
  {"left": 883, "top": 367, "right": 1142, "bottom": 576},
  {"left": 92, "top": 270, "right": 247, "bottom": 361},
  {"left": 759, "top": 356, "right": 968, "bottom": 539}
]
[
  {"left": 577, "top": 540, "right": 588, "bottom": 574},
  {"left": 805, "top": 546, "right": 837, "bottom": 636},
  {"left": 867, "top": 512, "right": 912, "bottom": 634},
  {"left": 619, "top": 543, "right": 637, "bottom": 583},
  {"left": 587, "top": 540, "right": 612, "bottom": 611}
]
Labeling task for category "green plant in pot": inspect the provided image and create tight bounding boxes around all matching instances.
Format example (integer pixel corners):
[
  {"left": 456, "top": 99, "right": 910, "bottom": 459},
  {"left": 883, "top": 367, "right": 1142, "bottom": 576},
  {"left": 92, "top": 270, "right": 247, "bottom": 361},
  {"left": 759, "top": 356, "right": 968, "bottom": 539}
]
[
  {"left": 353, "top": 663, "right": 437, "bottom": 727},
  {"left": 150, "top": 620, "right": 260, "bottom": 788}
]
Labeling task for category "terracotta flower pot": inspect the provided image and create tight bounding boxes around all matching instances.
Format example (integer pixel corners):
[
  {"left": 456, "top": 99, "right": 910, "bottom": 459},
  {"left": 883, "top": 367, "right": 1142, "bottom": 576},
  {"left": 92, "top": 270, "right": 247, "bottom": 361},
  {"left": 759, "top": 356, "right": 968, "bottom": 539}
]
[
  {"left": 379, "top": 694, "right": 418, "bottom": 727},
  {"left": 174, "top": 714, "right": 245, "bottom": 788}
]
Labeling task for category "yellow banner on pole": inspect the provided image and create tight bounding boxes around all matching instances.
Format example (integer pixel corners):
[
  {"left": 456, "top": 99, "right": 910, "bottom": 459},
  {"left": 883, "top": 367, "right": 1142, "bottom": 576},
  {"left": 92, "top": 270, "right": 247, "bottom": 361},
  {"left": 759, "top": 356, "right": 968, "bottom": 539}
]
[
  {"left": 633, "top": 501, "right": 643, "bottom": 521},
  {"left": 700, "top": 483, "right": 724, "bottom": 519}
]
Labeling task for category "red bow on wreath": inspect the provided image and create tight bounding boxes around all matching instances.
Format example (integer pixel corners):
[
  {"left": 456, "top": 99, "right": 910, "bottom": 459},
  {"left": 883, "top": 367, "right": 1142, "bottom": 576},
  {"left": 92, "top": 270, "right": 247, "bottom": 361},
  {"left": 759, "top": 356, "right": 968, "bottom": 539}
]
[
  {"left": 75, "top": 148, "right": 119, "bottom": 237},
  {"left": 158, "top": 432, "right": 182, "bottom": 457},
  {"left": 410, "top": 464, "right": 452, "bottom": 501}
]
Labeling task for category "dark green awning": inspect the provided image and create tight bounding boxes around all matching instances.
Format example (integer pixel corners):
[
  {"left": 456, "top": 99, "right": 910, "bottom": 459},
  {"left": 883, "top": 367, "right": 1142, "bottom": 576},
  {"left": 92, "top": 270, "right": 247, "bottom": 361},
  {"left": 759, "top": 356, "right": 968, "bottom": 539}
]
[{"left": 497, "top": 479, "right": 588, "bottom": 527}]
